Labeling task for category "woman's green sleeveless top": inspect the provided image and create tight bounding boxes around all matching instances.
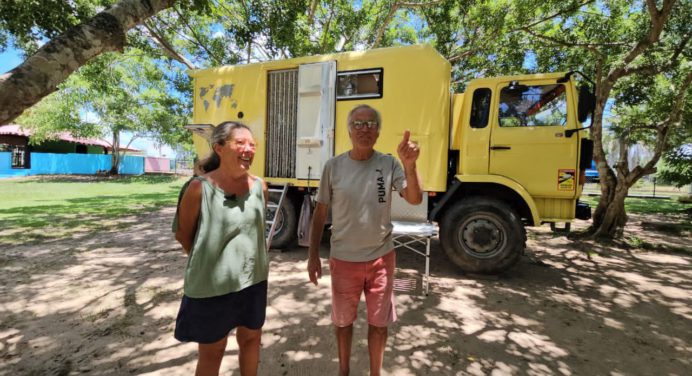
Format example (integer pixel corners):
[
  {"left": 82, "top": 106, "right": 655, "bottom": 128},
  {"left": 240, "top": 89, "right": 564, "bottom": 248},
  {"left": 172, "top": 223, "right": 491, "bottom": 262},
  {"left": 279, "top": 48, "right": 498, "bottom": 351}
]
[{"left": 178, "top": 177, "right": 268, "bottom": 298}]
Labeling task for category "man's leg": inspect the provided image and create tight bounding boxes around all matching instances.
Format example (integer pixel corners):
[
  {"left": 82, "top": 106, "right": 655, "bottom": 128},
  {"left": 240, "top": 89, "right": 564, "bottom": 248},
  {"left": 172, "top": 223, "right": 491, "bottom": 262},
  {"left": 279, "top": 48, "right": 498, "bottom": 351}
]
[
  {"left": 236, "top": 326, "right": 262, "bottom": 376},
  {"left": 368, "top": 324, "right": 388, "bottom": 376},
  {"left": 196, "top": 336, "right": 228, "bottom": 376},
  {"left": 335, "top": 324, "right": 354, "bottom": 376},
  {"left": 364, "top": 251, "right": 397, "bottom": 376},
  {"left": 329, "top": 258, "right": 364, "bottom": 376}
]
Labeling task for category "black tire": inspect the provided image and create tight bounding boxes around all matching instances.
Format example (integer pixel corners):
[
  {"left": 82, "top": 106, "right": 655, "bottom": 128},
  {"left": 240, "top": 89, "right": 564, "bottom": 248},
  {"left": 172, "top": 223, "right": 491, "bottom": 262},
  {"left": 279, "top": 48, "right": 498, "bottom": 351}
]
[
  {"left": 440, "top": 197, "right": 525, "bottom": 274},
  {"left": 266, "top": 192, "right": 297, "bottom": 249}
]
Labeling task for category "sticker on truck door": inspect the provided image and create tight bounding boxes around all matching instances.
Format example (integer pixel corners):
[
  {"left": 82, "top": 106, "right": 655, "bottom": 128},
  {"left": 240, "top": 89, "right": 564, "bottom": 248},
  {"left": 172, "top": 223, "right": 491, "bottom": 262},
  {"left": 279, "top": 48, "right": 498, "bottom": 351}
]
[{"left": 558, "top": 169, "right": 575, "bottom": 191}]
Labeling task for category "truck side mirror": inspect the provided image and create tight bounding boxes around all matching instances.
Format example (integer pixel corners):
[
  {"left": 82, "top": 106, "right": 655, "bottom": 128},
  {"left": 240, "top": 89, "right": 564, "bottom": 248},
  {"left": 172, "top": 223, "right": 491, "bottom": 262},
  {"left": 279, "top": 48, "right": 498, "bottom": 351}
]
[{"left": 577, "top": 84, "right": 595, "bottom": 123}]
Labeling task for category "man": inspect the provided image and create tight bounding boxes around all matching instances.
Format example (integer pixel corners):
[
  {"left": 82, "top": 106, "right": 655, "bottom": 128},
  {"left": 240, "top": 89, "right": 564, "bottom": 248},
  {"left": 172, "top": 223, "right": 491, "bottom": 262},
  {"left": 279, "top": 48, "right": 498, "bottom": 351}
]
[{"left": 307, "top": 104, "right": 423, "bottom": 376}]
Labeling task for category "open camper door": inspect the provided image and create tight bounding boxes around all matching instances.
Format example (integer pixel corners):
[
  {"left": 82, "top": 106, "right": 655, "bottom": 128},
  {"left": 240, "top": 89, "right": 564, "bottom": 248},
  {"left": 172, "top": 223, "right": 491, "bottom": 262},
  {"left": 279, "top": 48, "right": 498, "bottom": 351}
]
[{"left": 296, "top": 61, "right": 336, "bottom": 180}]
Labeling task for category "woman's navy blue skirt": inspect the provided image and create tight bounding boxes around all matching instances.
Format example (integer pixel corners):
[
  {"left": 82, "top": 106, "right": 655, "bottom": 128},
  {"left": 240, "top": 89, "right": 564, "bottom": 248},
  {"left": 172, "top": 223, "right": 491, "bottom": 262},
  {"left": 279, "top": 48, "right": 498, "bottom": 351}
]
[{"left": 174, "top": 280, "right": 268, "bottom": 344}]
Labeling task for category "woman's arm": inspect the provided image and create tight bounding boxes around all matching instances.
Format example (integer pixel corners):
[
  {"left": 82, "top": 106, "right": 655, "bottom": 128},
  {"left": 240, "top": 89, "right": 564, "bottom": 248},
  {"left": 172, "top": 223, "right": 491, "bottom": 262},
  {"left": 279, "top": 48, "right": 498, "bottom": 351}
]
[
  {"left": 261, "top": 179, "right": 269, "bottom": 208},
  {"left": 175, "top": 179, "right": 202, "bottom": 255}
]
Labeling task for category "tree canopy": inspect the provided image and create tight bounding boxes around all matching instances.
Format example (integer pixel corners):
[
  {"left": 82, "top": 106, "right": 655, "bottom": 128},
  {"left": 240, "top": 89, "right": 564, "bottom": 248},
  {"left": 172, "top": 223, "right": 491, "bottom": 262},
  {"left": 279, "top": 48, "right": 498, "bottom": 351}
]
[{"left": 1, "top": 0, "right": 690, "bottom": 237}]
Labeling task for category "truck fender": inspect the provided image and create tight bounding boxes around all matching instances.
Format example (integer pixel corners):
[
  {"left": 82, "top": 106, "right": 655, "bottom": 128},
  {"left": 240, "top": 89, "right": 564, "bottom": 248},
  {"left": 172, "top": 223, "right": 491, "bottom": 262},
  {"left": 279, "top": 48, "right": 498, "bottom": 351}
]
[{"left": 429, "top": 175, "right": 541, "bottom": 226}]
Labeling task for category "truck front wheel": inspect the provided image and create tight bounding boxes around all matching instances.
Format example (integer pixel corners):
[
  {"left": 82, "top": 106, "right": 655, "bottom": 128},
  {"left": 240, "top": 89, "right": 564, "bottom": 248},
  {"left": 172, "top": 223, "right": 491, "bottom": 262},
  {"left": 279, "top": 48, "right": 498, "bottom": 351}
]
[
  {"left": 440, "top": 197, "right": 524, "bottom": 274},
  {"left": 266, "top": 192, "right": 297, "bottom": 249}
]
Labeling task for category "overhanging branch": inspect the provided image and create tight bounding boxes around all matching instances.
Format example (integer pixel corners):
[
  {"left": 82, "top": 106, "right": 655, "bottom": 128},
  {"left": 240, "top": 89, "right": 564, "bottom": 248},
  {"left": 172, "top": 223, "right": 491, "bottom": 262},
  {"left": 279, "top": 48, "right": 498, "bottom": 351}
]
[
  {"left": 143, "top": 20, "right": 196, "bottom": 69},
  {"left": 605, "top": 0, "right": 676, "bottom": 90}
]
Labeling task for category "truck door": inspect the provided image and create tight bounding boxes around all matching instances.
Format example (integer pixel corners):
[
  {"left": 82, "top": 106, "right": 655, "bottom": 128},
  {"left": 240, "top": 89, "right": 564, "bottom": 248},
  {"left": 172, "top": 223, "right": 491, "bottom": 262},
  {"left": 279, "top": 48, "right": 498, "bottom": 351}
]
[
  {"left": 295, "top": 61, "right": 336, "bottom": 180},
  {"left": 488, "top": 82, "right": 579, "bottom": 198}
]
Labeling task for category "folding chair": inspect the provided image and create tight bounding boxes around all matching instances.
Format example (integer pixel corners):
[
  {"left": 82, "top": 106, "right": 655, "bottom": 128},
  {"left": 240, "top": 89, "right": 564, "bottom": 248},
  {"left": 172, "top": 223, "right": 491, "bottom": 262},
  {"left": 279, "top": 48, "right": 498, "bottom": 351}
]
[{"left": 391, "top": 194, "right": 438, "bottom": 295}]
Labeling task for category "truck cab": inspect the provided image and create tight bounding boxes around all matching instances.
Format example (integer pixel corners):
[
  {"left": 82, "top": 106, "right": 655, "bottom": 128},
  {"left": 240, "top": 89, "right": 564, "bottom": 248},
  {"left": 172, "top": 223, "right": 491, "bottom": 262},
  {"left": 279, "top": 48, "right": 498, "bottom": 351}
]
[{"left": 431, "top": 73, "right": 594, "bottom": 273}]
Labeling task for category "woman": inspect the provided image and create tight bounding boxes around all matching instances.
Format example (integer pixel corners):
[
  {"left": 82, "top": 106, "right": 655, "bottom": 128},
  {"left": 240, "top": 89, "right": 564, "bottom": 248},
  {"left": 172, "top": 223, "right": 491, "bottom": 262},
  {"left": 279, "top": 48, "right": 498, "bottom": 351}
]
[{"left": 173, "top": 121, "right": 268, "bottom": 376}]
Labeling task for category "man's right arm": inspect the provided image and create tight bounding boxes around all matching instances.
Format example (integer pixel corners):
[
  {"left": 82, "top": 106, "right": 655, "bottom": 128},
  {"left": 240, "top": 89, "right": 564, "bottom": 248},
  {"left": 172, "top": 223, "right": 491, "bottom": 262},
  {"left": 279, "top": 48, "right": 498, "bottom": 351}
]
[{"left": 307, "top": 202, "right": 328, "bottom": 285}]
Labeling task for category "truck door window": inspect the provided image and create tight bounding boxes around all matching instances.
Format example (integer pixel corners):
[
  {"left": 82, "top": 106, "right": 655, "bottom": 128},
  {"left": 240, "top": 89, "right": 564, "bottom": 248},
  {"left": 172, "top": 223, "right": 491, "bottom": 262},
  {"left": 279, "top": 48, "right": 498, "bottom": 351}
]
[
  {"left": 498, "top": 84, "right": 567, "bottom": 127},
  {"left": 336, "top": 68, "right": 383, "bottom": 100},
  {"left": 470, "top": 88, "right": 491, "bottom": 128}
]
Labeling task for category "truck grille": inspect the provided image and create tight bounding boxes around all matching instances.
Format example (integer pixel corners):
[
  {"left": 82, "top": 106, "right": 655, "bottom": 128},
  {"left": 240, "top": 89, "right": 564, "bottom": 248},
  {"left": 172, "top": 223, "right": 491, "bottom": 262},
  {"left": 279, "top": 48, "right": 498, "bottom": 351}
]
[{"left": 266, "top": 69, "right": 298, "bottom": 178}]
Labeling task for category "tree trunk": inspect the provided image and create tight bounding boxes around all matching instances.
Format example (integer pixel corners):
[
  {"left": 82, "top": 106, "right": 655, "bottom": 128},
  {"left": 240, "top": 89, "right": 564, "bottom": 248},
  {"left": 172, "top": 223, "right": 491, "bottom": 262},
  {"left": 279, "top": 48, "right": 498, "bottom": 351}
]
[
  {"left": 592, "top": 179, "right": 629, "bottom": 238},
  {"left": 110, "top": 131, "right": 120, "bottom": 175},
  {"left": 0, "top": 0, "right": 175, "bottom": 125}
]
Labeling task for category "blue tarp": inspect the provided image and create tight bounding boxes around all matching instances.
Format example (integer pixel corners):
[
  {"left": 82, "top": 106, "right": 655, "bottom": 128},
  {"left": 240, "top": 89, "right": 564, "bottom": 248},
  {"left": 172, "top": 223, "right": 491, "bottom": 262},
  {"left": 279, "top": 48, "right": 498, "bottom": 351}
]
[{"left": 0, "top": 152, "right": 144, "bottom": 178}]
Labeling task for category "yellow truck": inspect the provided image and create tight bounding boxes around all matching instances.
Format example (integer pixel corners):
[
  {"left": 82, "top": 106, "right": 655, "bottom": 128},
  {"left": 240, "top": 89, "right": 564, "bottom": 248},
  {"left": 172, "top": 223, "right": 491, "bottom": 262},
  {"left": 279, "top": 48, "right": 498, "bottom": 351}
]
[{"left": 186, "top": 44, "right": 594, "bottom": 274}]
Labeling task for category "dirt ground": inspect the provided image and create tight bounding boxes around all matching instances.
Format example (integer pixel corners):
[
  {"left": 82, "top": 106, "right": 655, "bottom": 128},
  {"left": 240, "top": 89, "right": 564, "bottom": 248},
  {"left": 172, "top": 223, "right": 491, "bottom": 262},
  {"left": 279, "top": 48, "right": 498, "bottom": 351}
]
[{"left": 1, "top": 207, "right": 690, "bottom": 375}]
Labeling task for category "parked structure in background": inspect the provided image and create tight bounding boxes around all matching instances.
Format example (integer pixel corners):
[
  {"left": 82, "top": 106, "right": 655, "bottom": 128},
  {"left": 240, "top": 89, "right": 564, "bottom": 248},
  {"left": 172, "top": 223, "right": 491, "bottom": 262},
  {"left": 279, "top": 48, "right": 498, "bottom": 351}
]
[
  {"left": 144, "top": 156, "right": 171, "bottom": 174},
  {"left": 585, "top": 160, "right": 599, "bottom": 183},
  {"left": 0, "top": 124, "right": 174, "bottom": 178}
]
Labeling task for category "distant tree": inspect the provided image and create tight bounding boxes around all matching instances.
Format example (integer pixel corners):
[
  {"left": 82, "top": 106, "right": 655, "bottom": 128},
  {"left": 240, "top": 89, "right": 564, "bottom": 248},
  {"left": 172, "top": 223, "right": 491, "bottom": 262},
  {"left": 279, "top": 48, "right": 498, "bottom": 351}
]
[
  {"left": 18, "top": 51, "right": 190, "bottom": 174},
  {"left": 658, "top": 146, "right": 692, "bottom": 188}
]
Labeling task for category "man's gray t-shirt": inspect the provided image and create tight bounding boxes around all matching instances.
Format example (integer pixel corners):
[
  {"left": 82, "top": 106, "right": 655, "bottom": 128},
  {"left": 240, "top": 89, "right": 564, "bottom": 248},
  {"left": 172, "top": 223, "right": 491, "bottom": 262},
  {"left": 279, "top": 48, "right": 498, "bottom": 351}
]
[{"left": 316, "top": 151, "right": 406, "bottom": 262}]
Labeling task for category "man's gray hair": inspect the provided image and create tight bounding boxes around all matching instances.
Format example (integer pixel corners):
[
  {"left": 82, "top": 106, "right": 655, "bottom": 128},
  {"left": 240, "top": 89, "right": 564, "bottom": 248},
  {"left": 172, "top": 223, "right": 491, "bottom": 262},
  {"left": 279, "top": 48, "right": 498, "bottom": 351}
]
[{"left": 347, "top": 104, "right": 381, "bottom": 130}]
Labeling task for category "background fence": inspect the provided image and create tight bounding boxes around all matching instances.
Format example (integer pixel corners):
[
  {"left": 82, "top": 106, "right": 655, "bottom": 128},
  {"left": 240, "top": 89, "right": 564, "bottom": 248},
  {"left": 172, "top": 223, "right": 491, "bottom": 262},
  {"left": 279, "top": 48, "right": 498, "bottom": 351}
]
[{"left": 0, "top": 152, "right": 144, "bottom": 178}]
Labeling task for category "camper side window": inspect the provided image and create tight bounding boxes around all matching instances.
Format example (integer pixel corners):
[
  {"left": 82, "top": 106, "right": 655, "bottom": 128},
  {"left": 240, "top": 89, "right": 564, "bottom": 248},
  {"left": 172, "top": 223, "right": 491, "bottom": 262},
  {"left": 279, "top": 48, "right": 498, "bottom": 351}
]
[
  {"left": 470, "top": 88, "right": 492, "bottom": 129},
  {"left": 336, "top": 69, "right": 383, "bottom": 100}
]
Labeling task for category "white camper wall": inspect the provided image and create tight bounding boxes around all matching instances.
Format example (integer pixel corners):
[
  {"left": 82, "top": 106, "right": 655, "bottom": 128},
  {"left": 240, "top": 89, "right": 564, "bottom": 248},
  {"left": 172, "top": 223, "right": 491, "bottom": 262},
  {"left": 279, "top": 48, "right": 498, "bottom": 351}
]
[{"left": 295, "top": 61, "right": 336, "bottom": 180}]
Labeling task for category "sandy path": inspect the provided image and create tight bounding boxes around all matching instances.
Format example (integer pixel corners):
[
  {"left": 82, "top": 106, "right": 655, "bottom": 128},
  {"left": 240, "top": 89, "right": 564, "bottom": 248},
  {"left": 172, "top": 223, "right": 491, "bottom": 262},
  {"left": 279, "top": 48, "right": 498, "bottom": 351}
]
[{"left": 1, "top": 207, "right": 690, "bottom": 375}]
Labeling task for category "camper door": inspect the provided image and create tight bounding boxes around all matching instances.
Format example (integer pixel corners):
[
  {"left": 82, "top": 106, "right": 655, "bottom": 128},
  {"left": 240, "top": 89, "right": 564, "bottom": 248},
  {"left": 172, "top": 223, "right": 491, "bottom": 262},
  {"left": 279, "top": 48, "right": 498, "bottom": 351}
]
[{"left": 296, "top": 61, "right": 336, "bottom": 180}]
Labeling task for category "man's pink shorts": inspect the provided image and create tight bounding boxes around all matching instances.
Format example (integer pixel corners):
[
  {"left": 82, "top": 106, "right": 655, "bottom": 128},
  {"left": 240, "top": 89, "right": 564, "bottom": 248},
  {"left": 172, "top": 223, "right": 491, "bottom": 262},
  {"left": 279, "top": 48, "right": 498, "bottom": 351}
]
[{"left": 328, "top": 250, "right": 397, "bottom": 328}]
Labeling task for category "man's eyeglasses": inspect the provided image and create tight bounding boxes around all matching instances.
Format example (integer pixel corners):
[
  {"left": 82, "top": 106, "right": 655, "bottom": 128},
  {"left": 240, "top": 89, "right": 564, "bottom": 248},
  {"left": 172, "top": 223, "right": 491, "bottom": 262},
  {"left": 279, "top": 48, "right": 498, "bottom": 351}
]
[{"left": 350, "top": 120, "right": 379, "bottom": 130}]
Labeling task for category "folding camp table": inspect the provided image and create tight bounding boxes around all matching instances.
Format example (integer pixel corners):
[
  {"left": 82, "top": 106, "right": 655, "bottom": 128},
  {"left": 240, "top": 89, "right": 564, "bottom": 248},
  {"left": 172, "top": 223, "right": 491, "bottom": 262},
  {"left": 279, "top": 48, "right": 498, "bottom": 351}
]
[
  {"left": 391, "top": 194, "right": 438, "bottom": 295},
  {"left": 392, "top": 221, "right": 438, "bottom": 295}
]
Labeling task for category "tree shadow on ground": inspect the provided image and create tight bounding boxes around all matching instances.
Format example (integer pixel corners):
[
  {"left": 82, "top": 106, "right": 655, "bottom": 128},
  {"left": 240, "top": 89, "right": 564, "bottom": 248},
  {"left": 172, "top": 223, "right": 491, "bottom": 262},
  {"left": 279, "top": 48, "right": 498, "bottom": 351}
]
[
  {"left": 1, "top": 209, "right": 690, "bottom": 375},
  {"left": 0, "top": 208, "right": 195, "bottom": 376}
]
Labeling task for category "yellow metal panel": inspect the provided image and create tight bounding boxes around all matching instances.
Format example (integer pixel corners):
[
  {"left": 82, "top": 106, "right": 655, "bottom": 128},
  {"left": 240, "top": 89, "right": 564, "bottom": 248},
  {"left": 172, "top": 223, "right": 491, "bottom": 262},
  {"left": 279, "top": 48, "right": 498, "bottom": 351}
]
[
  {"left": 533, "top": 197, "right": 576, "bottom": 221},
  {"left": 333, "top": 46, "right": 450, "bottom": 192},
  {"left": 192, "top": 63, "right": 269, "bottom": 178},
  {"left": 458, "top": 85, "right": 491, "bottom": 175},
  {"left": 450, "top": 93, "right": 464, "bottom": 150},
  {"left": 455, "top": 174, "right": 541, "bottom": 226},
  {"left": 190, "top": 45, "right": 451, "bottom": 191},
  {"left": 487, "top": 77, "right": 580, "bottom": 198}
]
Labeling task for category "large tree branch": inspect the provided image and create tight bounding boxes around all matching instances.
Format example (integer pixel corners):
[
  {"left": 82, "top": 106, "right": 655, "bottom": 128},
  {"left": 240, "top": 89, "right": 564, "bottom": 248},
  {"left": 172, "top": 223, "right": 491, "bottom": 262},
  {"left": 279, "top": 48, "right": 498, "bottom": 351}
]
[
  {"left": 143, "top": 20, "right": 196, "bottom": 69},
  {"left": 371, "top": 0, "right": 444, "bottom": 48},
  {"left": 319, "top": 5, "right": 335, "bottom": 52},
  {"left": 628, "top": 70, "right": 692, "bottom": 183},
  {"left": 173, "top": 6, "right": 223, "bottom": 66},
  {"left": 307, "top": 0, "right": 319, "bottom": 26},
  {"left": 514, "top": 0, "right": 596, "bottom": 31},
  {"left": 619, "top": 32, "right": 691, "bottom": 77},
  {"left": 372, "top": 1, "right": 400, "bottom": 49},
  {"left": 521, "top": 27, "right": 623, "bottom": 54},
  {"left": 0, "top": 0, "right": 176, "bottom": 125},
  {"left": 448, "top": 49, "right": 476, "bottom": 63},
  {"left": 604, "top": 0, "right": 676, "bottom": 92}
]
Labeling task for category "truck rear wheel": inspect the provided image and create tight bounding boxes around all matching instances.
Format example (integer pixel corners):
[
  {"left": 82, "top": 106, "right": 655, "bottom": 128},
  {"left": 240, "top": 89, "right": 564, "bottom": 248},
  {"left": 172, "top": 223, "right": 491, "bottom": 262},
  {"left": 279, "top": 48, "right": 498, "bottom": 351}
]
[
  {"left": 440, "top": 197, "right": 524, "bottom": 274},
  {"left": 267, "top": 192, "right": 297, "bottom": 249}
]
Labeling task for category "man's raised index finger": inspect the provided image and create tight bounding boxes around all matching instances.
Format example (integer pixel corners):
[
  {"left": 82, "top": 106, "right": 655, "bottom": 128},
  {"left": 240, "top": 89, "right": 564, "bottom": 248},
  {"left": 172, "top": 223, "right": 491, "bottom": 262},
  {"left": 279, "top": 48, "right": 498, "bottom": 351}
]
[{"left": 402, "top": 130, "right": 411, "bottom": 144}]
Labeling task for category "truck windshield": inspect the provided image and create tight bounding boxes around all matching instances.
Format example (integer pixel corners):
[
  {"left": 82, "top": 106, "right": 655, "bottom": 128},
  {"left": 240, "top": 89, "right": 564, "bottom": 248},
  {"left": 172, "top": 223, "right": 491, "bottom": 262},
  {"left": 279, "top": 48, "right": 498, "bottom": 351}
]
[{"left": 498, "top": 84, "right": 567, "bottom": 127}]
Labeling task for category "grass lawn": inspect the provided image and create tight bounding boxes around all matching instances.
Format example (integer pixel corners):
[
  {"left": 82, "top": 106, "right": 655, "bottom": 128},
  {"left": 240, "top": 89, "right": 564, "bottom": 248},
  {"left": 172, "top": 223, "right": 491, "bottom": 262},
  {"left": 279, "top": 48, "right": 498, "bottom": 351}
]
[
  {"left": 0, "top": 175, "right": 188, "bottom": 245},
  {"left": 580, "top": 194, "right": 692, "bottom": 215}
]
